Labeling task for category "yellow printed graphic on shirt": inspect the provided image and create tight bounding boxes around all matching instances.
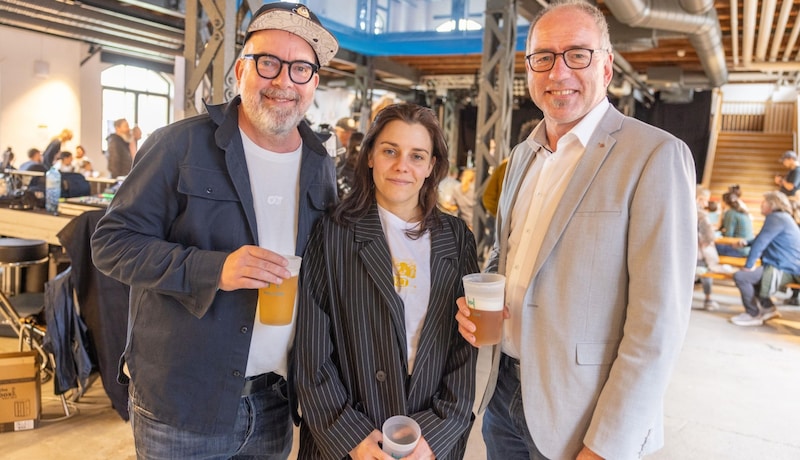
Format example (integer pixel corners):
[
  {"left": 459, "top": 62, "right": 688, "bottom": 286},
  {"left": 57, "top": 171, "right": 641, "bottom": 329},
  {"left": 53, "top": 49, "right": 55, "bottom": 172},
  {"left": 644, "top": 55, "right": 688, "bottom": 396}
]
[{"left": 393, "top": 259, "right": 417, "bottom": 289}]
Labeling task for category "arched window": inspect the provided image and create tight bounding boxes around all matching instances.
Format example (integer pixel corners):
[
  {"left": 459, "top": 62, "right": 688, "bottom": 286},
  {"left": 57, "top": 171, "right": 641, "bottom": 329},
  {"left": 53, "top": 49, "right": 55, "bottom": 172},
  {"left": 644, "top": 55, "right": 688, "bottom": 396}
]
[{"left": 100, "top": 65, "right": 172, "bottom": 151}]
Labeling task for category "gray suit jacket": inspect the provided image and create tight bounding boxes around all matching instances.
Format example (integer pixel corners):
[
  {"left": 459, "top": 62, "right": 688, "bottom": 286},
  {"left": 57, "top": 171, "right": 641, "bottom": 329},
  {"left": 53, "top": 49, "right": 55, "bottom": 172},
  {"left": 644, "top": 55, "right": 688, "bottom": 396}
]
[
  {"left": 483, "top": 105, "right": 696, "bottom": 459},
  {"left": 294, "top": 205, "right": 479, "bottom": 459}
]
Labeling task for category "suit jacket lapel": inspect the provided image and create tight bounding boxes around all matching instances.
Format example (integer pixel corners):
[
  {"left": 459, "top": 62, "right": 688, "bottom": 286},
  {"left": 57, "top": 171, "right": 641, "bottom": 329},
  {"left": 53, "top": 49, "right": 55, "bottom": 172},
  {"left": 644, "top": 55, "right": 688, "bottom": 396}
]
[
  {"left": 530, "top": 108, "right": 624, "bottom": 280},
  {"left": 408, "top": 217, "right": 459, "bottom": 389},
  {"left": 354, "top": 204, "right": 409, "bottom": 366}
]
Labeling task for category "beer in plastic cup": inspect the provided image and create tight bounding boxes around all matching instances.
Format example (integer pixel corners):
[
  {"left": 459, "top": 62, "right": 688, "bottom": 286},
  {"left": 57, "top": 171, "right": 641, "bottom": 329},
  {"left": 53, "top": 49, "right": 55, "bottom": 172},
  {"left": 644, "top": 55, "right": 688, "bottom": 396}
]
[
  {"left": 258, "top": 255, "right": 302, "bottom": 325},
  {"left": 462, "top": 273, "right": 505, "bottom": 346},
  {"left": 382, "top": 415, "right": 421, "bottom": 458}
]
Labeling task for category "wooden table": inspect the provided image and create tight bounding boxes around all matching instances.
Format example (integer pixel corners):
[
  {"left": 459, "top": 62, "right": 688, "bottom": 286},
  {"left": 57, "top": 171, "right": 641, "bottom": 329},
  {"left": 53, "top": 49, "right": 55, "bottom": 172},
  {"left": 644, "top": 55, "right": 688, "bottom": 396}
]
[
  {"left": 715, "top": 236, "right": 746, "bottom": 245},
  {"left": 0, "top": 207, "right": 75, "bottom": 246}
]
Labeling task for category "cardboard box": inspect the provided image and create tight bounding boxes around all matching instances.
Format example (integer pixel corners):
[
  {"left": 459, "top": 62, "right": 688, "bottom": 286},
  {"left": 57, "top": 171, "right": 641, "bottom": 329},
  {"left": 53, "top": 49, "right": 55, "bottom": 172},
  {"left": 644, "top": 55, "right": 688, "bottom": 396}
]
[{"left": 0, "top": 351, "right": 41, "bottom": 432}]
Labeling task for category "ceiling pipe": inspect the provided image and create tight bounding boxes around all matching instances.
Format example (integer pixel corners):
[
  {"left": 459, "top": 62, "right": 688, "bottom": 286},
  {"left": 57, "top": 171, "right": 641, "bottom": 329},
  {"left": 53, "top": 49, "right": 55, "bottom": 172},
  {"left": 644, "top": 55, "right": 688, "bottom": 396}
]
[
  {"left": 755, "top": 0, "right": 777, "bottom": 61},
  {"left": 604, "top": 0, "right": 728, "bottom": 87},
  {"left": 768, "top": 0, "right": 792, "bottom": 62},
  {"left": 729, "top": 0, "right": 739, "bottom": 67},
  {"left": 742, "top": 0, "right": 757, "bottom": 67}
]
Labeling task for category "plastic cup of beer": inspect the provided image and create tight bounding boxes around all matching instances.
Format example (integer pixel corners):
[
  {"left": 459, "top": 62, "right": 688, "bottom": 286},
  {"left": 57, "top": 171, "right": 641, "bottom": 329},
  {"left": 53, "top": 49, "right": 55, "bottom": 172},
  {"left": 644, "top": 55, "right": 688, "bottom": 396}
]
[
  {"left": 462, "top": 273, "right": 505, "bottom": 346},
  {"left": 382, "top": 415, "right": 421, "bottom": 458},
  {"left": 258, "top": 255, "right": 302, "bottom": 325}
]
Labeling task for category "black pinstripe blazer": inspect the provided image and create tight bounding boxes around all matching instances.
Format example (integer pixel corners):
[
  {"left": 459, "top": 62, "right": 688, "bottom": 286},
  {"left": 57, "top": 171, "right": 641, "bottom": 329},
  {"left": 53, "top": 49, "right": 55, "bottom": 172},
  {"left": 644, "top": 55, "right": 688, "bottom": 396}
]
[{"left": 294, "top": 203, "right": 479, "bottom": 459}]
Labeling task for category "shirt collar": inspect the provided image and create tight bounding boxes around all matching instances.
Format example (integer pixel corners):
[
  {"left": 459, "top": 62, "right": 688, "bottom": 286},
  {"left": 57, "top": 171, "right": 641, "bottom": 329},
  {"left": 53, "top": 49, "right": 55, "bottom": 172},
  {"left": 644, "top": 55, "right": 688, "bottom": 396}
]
[
  {"left": 568, "top": 98, "right": 610, "bottom": 148},
  {"left": 530, "top": 98, "right": 610, "bottom": 153}
]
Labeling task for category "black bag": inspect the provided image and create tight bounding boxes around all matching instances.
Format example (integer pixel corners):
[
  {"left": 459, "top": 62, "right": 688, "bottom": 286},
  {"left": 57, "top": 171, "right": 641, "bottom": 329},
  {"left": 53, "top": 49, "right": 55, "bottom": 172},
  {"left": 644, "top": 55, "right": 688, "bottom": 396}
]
[{"left": 60, "top": 172, "right": 91, "bottom": 198}]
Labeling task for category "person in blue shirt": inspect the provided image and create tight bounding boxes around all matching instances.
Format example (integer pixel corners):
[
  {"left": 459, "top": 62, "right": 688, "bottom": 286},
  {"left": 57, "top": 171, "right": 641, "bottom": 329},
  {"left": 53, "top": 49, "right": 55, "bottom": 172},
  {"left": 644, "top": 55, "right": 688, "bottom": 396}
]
[{"left": 730, "top": 191, "right": 800, "bottom": 326}]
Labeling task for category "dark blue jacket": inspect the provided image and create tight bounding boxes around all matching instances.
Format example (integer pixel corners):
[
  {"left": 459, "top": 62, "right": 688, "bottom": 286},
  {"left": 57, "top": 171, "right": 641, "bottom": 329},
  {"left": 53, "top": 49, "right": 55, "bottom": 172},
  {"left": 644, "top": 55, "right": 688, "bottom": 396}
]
[
  {"left": 745, "top": 210, "right": 800, "bottom": 273},
  {"left": 91, "top": 96, "right": 338, "bottom": 434}
]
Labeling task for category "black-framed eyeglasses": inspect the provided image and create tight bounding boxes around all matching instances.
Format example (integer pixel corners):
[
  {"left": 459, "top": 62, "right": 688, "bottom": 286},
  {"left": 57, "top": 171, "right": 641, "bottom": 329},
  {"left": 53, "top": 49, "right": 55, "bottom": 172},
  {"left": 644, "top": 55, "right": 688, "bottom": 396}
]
[
  {"left": 525, "top": 48, "right": 607, "bottom": 72},
  {"left": 242, "top": 53, "right": 319, "bottom": 84}
]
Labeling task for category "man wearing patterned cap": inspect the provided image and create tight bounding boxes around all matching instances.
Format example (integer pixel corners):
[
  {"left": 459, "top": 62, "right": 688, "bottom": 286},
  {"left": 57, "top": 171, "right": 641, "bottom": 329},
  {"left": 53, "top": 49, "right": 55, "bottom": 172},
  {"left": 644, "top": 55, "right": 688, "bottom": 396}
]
[{"left": 92, "top": 3, "right": 338, "bottom": 458}]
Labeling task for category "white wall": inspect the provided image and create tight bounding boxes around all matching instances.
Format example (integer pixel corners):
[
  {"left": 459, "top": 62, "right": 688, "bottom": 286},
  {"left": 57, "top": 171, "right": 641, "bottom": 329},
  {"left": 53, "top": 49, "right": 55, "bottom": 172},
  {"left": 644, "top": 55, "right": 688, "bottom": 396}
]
[
  {"left": 79, "top": 50, "right": 109, "bottom": 173},
  {"left": 720, "top": 83, "right": 798, "bottom": 102},
  {"left": 0, "top": 26, "right": 82, "bottom": 165},
  {"left": 0, "top": 24, "right": 357, "bottom": 177}
]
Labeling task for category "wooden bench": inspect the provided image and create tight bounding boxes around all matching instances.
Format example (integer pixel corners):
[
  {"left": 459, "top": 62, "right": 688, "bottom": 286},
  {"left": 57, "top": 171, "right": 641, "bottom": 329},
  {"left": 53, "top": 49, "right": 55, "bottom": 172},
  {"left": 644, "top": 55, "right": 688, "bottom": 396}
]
[{"left": 699, "top": 256, "right": 755, "bottom": 281}]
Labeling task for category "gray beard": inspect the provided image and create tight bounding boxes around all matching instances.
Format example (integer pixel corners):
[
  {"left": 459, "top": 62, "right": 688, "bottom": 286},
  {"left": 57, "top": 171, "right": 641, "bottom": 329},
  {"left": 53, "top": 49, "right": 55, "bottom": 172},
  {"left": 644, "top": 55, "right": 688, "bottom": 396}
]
[{"left": 240, "top": 89, "right": 308, "bottom": 136}]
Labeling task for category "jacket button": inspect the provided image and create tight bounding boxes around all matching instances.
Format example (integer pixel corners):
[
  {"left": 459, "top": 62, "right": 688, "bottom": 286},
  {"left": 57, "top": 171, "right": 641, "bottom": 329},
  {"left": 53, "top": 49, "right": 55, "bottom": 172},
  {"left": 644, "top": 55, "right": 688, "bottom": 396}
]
[
  {"left": 205, "top": 187, "right": 213, "bottom": 194},
  {"left": 375, "top": 370, "right": 386, "bottom": 382},
  {"left": 233, "top": 370, "right": 241, "bottom": 377},
  {"left": 240, "top": 326, "right": 248, "bottom": 334}
]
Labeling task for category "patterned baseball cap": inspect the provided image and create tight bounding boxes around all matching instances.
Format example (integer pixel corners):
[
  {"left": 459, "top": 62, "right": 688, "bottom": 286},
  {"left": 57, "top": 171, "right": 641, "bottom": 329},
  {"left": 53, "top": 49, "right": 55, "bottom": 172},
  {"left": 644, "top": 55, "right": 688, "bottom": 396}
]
[{"left": 244, "top": 2, "right": 339, "bottom": 67}]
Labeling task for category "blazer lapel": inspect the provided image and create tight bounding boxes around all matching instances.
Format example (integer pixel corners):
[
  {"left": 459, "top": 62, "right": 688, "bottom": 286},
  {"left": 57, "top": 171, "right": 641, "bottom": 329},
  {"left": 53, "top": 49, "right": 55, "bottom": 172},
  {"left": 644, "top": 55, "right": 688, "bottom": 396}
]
[
  {"left": 528, "top": 109, "right": 622, "bottom": 280},
  {"left": 408, "top": 218, "right": 459, "bottom": 388},
  {"left": 354, "top": 205, "right": 409, "bottom": 366}
]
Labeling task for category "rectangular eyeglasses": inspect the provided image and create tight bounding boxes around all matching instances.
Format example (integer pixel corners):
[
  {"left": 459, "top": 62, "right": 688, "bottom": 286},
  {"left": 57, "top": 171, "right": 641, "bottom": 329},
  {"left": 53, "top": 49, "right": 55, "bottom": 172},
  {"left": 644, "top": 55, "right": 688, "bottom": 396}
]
[{"left": 525, "top": 48, "right": 606, "bottom": 72}]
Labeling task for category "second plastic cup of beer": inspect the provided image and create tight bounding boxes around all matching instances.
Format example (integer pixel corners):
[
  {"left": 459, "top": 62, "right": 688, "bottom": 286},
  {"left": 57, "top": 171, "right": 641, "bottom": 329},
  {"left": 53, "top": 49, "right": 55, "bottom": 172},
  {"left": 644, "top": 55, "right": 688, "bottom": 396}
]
[
  {"left": 258, "top": 255, "right": 302, "bottom": 325},
  {"left": 462, "top": 273, "right": 505, "bottom": 346},
  {"left": 382, "top": 415, "right": 421, "bottom": 458}
]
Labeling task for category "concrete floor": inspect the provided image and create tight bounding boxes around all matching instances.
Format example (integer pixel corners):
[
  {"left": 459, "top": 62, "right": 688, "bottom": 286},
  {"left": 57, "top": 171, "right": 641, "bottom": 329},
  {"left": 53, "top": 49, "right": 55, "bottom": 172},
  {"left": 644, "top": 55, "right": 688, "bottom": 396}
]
[{"left": 2, "top": 283, "right": 799, "bottom": 459}]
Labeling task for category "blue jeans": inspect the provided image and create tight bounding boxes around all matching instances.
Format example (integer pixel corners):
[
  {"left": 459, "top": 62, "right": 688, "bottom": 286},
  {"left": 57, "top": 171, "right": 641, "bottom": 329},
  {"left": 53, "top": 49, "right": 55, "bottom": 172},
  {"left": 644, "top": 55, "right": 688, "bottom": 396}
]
[
  {"left": 482, "top": 354, "right": 548, "bottom": 460},
  {"left": 129, "top": 379, "right": 292, "bottom": 460},
  {"left": 733, "top": 266, "right": 772, "bottom": 316}
]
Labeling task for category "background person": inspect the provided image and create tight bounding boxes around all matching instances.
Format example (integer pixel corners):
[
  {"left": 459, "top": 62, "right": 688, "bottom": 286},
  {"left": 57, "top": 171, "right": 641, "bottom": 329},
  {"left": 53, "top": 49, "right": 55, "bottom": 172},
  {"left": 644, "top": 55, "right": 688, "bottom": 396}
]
[
  {"left": 54, "top": 151, "right": 75, "bottom": 172},
  {"left": 716, "top": 187, "right": 754, "bottom": 257},
  {"left": 482, "top": 118, "right": 540, "bottom": 218},
  {"left": 452, "top": 167, "right": 475, "bottom": 229},
  {"left": 42, "top": 128, "right": 73, "bottom": 169},
  {"left": 455, "top": 1, "right": 696, "bottom": 458},
  {"left": 437, "top": 165, "right": 460, "bottom": 216},
  {"left": 294, "top": 103, "right": 479, "bottom": 460},
  {"left": 105, "top": 118, "right": 141, "bottom": 178},
  {"left": 91, "top": 3, "right": 339, "bottom": 458},
  {"left": 730, "top": 191, "right": 800, "bottom": 326},
  {"left": 335, "top": 130, "right": 363, "bottom": 197},
  {"left": 19, "top": 148, "right": 45, "bottom": 172},
  {"left": 697, "top": 187, "right": 721, "bottom": 310},
  {"left": 73, "top": 145, "right": 94, "bottom": 176},
  {"left": 334, "top": 116, "right": 357, "bottom": 157},
  {"left": 774, "top": 150, "right": 800, "bottom": 197}
]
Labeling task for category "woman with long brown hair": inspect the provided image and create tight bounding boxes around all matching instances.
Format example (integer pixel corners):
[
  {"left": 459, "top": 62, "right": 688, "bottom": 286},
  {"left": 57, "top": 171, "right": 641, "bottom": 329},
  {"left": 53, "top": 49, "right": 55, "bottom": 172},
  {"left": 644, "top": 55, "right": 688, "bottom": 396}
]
[{"left": 294, "top": 103, "right": 479, "bottom": 459}]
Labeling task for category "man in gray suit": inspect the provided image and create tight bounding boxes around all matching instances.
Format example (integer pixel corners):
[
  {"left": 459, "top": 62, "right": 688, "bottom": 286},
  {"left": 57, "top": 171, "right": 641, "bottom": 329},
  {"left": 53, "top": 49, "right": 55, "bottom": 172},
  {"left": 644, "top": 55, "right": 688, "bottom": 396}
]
[{"left": 456, "top": 1, "right": 696, "bottom": 459}]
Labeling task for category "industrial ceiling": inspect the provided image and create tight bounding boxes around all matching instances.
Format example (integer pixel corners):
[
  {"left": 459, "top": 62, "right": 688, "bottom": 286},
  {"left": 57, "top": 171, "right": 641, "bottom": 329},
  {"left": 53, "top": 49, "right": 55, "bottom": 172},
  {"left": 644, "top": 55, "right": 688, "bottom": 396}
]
[{"left": 2, "top": 0, "right": 799, "bottom": 99}]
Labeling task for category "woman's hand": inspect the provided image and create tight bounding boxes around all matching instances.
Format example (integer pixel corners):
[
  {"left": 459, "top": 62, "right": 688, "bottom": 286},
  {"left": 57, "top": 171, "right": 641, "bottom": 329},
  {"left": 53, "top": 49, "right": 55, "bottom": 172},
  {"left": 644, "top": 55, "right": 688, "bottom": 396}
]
[
  {"left": 349, "top": 430, "right": 393, "bottom": 460},
  {"left": 400, "top": 436, "right": 434, "bottom": 459}
]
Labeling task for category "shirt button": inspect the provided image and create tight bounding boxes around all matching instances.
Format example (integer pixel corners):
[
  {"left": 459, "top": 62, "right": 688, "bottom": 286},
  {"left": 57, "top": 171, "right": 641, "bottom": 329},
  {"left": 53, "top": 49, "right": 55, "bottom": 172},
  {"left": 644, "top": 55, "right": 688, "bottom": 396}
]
[
  {"left": 375, "top": 370, "right": 386, "bottom": 382},
  {"left": 240, "top": 326, "right": 248, "bottom": 334}
]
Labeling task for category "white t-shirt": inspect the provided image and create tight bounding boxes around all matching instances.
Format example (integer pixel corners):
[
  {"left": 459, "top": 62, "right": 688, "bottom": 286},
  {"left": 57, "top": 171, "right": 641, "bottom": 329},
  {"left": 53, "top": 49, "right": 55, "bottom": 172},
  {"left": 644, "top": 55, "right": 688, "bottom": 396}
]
[
  {"left": 378, "top": 205, "right": 431, "bottom": 374},
  {"left": 240, "top": 129, "right": 301, "bottom": 378}
]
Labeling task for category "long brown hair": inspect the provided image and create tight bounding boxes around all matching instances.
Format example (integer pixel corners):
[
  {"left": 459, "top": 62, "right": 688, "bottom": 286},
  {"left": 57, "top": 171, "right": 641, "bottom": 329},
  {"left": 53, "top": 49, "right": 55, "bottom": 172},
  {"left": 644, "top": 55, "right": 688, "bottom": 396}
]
[{"left": 332, "top": 103, "right": 449, "bottom": 238}]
